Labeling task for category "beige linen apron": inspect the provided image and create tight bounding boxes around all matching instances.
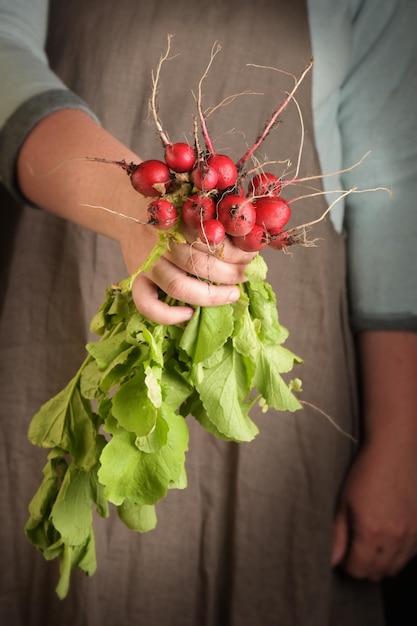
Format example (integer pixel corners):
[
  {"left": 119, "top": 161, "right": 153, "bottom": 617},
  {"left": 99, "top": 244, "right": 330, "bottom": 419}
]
[{"left": 0, "top": 1, "right": 385, "bottom": 624}]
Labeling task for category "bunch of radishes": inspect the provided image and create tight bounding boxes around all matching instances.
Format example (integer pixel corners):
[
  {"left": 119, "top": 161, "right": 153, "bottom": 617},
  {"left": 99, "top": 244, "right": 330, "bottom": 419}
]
[
  {"left": 118, "top": 42, "right": 316, "bottom": 254},
  {"left": 125, "top": 143, "right": 292, "bottom": 253},
  {"left": 85, "top": 45, "right": 316, "bottom": 255}
]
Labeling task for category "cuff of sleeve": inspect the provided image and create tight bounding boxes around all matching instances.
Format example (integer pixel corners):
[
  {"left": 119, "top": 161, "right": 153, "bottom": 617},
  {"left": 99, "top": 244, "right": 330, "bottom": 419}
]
[
  {"left": 351, "top": 313, "right": 417, "bottom": 333},
  {"left": 0, "top": 89, "right": 100, "bottom": 204}
]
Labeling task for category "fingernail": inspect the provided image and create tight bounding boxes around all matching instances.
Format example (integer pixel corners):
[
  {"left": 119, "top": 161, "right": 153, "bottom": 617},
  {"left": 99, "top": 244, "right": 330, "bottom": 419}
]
[
  {"left": 228, "top": 288, "right": 240, "bottom": 303},
  {"left": 183, "top": 308, "right": 194, "bottom": 320}
]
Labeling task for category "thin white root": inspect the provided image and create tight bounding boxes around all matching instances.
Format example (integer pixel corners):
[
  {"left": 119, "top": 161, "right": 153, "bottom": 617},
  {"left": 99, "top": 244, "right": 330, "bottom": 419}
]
[
  {"left": 281, "top": 151, "right": 374, "bottom": 189},
  {"left": 78, "top": 203, "right": 147, "bottom": 225},
  {"left": 289, "top": 184, "right": 391, "bottom": 233},
  {"left": 196, "top": 41, "right": 223, "bottom": 153},
  {"left": 23, "top": 156, "right": 120, "bottom": 179},
  {"left": 149, "top": 33, "right": 179, "bottom": 147},
  {"left": 283, "top": 92, "right": 304, "bottom": 182},
  {"left": 246, "top": 156, "right": 292, "bottom": 178},
  {"left": 300, "top": 400, "right": 358, "bottom": 443},
  {"left": 204, "top": 90, "right": 264, "bottom": 119},
  {"left": 236, "top": 59, "right": 313, "bottom": 169},
  {"left": 247, "top": 62, "right": 300, "bottom": 85}
]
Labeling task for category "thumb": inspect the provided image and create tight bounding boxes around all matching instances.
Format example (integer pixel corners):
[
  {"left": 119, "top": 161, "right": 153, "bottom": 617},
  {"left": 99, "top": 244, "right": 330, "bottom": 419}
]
[{"left": 331, "top": 506, "right": 349, "bottom": 566}]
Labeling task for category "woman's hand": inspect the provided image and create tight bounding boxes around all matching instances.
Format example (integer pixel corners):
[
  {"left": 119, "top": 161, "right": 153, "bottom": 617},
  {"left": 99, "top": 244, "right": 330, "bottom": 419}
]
[
  {"left": 121, "top": 220, "right": 256, "bottom": 324},
  {"left": 332, "top": 437, "right": 417, "bottom": 581},
  {"left": 332, "top": 330, "right": 417, "bottom": 581}
]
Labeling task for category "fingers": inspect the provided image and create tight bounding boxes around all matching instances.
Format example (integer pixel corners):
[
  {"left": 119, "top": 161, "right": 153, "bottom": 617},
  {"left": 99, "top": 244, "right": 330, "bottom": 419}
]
[
  {"left": 126, "top": 223, "right": 256, "bottom": 325},
  {"left": 341, "top": 529, "right": 417, "bottom": 582},
  {"left": 165, "top": 233, "right": 256, "bottom": 284},
  {"left": 332, "top": 507, "right": 417, "bottom": 582},
  {"left": 341, "top": 532, "right": 386, "bottom": 582},
  {"left": 132, "top": 257, "right": 241, "bottom": 325},
  {"left": 131, "top": 274, "right": 195, "bottom": 325}
]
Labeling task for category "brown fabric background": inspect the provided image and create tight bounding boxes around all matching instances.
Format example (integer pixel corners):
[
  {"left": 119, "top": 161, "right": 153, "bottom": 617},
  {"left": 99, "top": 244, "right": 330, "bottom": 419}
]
[{"left": 0, "top": 1, "right": 384, "bottom": 624}]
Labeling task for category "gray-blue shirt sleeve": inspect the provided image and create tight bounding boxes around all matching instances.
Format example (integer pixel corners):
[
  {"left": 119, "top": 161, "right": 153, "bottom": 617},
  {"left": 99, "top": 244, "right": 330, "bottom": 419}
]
[
  {"left": 0, "top": 0, "right": 98, "bottom": 197},
  {"left": 339, "top": 0, "right": 417, "bottom": 331}
]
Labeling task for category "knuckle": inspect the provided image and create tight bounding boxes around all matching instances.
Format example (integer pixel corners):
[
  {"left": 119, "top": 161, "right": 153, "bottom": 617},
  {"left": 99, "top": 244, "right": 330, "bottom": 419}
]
[
  {"left": 165, "top": 275, "right": 190, "bottom": 300},
  {"left": 184, "top": 249, "right": 214, "bottom": 277}
]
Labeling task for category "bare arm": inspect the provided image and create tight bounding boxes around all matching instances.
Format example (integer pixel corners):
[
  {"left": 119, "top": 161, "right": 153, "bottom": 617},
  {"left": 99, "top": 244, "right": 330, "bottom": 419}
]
[
  {"left": 332, "top": 330, "right": 417, "bottom": 581},
  {"left": 16, "top": 108, "right": 253, "bottom": 323}
]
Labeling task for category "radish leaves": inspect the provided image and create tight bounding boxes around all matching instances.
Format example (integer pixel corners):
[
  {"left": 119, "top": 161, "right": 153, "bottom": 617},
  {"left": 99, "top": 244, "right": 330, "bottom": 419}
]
[{"left": 25, "top": 252, "right": 302, "bottom": 597}]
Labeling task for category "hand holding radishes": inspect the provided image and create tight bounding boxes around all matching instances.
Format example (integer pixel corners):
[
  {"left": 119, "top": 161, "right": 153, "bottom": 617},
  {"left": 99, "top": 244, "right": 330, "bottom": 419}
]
[{"left": 126, "top": 223, "right": 255, "bottom": 325}]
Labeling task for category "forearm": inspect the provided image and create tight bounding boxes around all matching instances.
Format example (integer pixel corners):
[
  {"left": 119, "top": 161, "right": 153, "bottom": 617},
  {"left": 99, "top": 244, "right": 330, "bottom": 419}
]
[
  {"left": 16, "top": 108, "right": 150, "bottom": 246},
  {"left": 15, "top": 107, "right": 247, "bottom": 324},
  {"left": 357, "top": 330, "right": 417, "bottom": 447}
]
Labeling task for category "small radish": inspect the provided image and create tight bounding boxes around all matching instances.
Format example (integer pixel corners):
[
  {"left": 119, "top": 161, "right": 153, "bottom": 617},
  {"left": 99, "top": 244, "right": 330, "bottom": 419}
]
[
  {"left": 232, "top": 223, "right": 268, "bottom": 252},
  {"left": 164, "top": 142, "right": 196, "bottom": 173},
  {"left": 130, "top": 160, "right": 171, "bottom": 197},
  {"left": 249, "top": 171, "right": 281, "bottom": 196},
  {"left": 198, "top": 218, "right": 226, "bottom": 248},
  {"left": 191, "top": 162, "right": 219, "bottom": 191},
  {"left": 254, "top": 196, "right": 291, "bottom": 233},
  {"left": 147, "top": 199, "right": 178, "bottom": 230},
  {"left": 217, "top": 194, "right": 256, "bottom": 237},
  {"left": 207, "top": 154, "right": 238, "bottom": 190},
  {"left": 181, "top": 194, "right": 216, "bottom": 229}
]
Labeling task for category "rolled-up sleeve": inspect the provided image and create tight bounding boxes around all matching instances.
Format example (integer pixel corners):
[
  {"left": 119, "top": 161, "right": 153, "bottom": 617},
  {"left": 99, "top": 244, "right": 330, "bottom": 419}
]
[
  {"left": 339, "top": 0, "right": 417, "bottom": 331},
  {"left": 0, "top": 0, "right": 97, "bottom": 197}
]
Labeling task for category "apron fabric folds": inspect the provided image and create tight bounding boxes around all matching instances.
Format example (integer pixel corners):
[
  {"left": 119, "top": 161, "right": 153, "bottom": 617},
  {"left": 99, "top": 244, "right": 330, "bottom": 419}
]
[{"left": 0, "top": 1, "right": 385, "bottom": 624}]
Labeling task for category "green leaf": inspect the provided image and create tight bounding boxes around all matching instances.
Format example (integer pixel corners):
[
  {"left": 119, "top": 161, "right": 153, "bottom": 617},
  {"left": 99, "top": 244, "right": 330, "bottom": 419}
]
[
  {"left": 233, "top": 304, "right": 261, "bottom": 358},
  {"left": 161, "top": 360, "right": 193, "bottom": 409},
  {"left": 28, "top": 378, "right": 77, "bottom": 449},
  {"left": 145, "top": 365, "right": 162, "bottom": 409},
  {"left": 117, "top": 500, "right": 157, "bottom": 533},
  {"left": 98, "top": 404, "right": 188, "bottom": 506},
  {"left": 25, "top": 451, "right": 68, "bottom": 554},
  {"left": 252, "top": 345, "right": 302, "bottom": 412},
  {"left": 245, "top": 279, "right": 289, "bottom": 345},
  {"left": 50, "top": 465, "right": 96, "bottom": 546},
  {"left": 79, "top": 359, "right": 103, "bottom": 400},
  {"left": 111, "top": 370, "right": 158, "bottom": 437},
  {"left": 55, "top": 532, "right": 97, "bottom": 600},
  {"left": 28, "top": 377, "right": 101, "bottom": 470},
  {"left": 180, "top": 304, "right": 234, "bottom": 363},
  {"left": 107, "top": 290, "right": 137, "bottom": 321},
  {"left": 244, "top": 252, "right": 268, "bottom": 282},
  {"left": 89, "top": 287, "right": 114, "bottom": 335},
  {"left": 135, "top": 410, "right": 169, "bottom": 453},
  {"left": 69, "top": 391, "right": 105, "bottom": 469},
  {"left": 99, "top": 344, "right": 140, "bottom": 393},
  {"left": 192, "top": 340, "right": 259, "bottom": 442},
  {"left": 86, "top": 326, "right": 129, "bottom": 371}
]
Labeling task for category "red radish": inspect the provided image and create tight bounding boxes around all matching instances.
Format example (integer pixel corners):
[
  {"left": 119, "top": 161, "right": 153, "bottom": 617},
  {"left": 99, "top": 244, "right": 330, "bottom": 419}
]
[
  {"left": 181, "top": 194, "right": 216, "bottom": 229},
  {"left": 164, "top": 142, "right": 196, "bottom": 173},
  {"left": 191, "top": 162, "right": 219, "bottom": 191},
  {"left": 198, "top": 218, "right": 226, "bottom": 248},
  {"left": 232, "top": 223, "right": 268, "bottom": 252},
  {"left": 254, "top": 196, "right": 291, "bottom": 233},
  {"left": 147, "top": 199, "right": 178, "bottom": 230},
  {"left": 130, "top": 160, "right": 171, "bottom": 197},
  {"left": 207, "top": 154, "right": 238, "bottom": 190},
  {"left": 249, "top": 171, "right": 281, "bottom": 196},
  {"left": 217, "top": 194, "right": 256, "bottom": 237}
]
